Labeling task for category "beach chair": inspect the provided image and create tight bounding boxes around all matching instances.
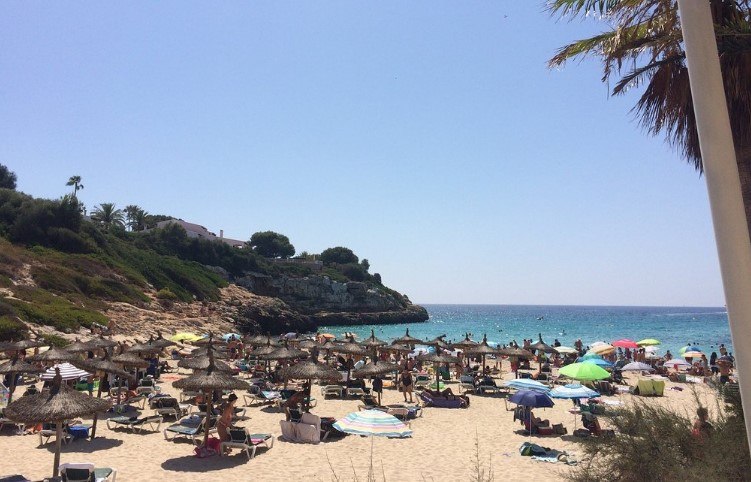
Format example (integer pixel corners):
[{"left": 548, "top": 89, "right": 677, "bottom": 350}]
[
  {"left": 220, "top": 427, "right": 275, "bottom": 460},
  {"left": 151, "top": 397, "right": 189, "bottom": 420},
  {"left": 243, "top": 385, "right": 270, "bottom": 406},
  {"left": 0, "top": 476, "right": 31, "bottom": 482},
  {"left": 346, "top": 387, "right": 366, "bottom": 398},
  {"left": 39, "top": 423, "right": 73, "bottom": 446},
  {"left": 321, "top": 385, "right": 343, "bottom": 398},
  {"left": 59, "top": 462, "right": 117, "bottom": 482},
  {"left": 414, "top": 375, "right": 431, "bottom": 390},
  {"left": 106, "top": 415, "right": 163, "bottom": 434},
  {"left": 163, "top": 416, "right": 216, "bottom": 445}
]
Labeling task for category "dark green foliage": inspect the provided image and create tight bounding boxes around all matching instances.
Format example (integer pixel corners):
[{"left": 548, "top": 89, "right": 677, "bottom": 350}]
[
  {"left": 360, "top": 258, "right": 370, "bottom": 272},
  {"left": 0, "top": 316, "right": 26, "bottom": 341},
  {"left": 42, "top": 333, "right": 69, "bottom": 347},
  {"left": 568, "top": 388, "right": 751, "bottom": 482},
  {"left": 248, "top": 231, "right": 295, "bottom": 258},
  {"left": 373, "top": 273, "right": 382, "bottom": 284},
  {"left": 156, "top": 288, "right": 178, "bottom": 300},
  {"left": 320, "top": 246, "right": 358, "bottom": 265},
  {"left": 340, "top": 263, "right": 368, "bottom": 282},
  {"left": 0, "top": 164, "right": 17, "bottom": 190},
  {"left": 5, "top": 296, "right": 108, "bottom": 332}
]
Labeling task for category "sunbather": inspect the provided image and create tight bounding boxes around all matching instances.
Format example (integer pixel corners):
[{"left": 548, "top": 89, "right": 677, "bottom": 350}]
[
  {"left": 423, "top": 388, "right": 470, "bottom": 406},
  {"left": 217, "top": 394, "right": 238, "bottom": 441}
]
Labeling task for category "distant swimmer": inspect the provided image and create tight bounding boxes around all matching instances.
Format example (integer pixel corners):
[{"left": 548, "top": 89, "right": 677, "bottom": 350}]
[{"left": 537, "top": 316, "right": 544, "bottom": 320}]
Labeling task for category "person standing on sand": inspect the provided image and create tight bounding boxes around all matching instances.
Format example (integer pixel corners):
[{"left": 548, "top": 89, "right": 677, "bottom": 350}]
[
  {"left": 400, "top": 370, "right": 413, "bottom": 403},
  {"left": 217, "top": 393, "right": 238, "bottom": 441}
]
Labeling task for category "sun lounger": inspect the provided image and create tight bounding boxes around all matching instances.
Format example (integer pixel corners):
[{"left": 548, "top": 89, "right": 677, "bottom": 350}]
[
  {"left": 0, "top": 475, "right": 31, "bottom": 482},
  {"left": 106, "top": 415, "right": 163, "bottom": 433},
  {"left": 345, "top": 387, "right": 366, "bottom": 398},
  {"left": 321, "top": 385, "right": 343, "bottom": 398},
  {"left": 163, "top": 416, "right": 216, "bottom": 445},
  {"left": 243, "top": 386, "right": 275, "bottom": 406},
  {"left": 220, "top": 427, "right": 275, "bottom": 460},
  {"left": 150, "top": 397, "right": 189, "bottom": 420},
  {"left": 59, "top": 462, "right": 116, "bottom": 482},
  {"left": 419, "top": 392, "right": 467, "bottom": 409}
]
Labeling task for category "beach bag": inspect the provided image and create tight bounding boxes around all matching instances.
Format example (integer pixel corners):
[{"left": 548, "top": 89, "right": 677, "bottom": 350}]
[{"left": 194, "top": 436, "right": 220, "bottom": 458}]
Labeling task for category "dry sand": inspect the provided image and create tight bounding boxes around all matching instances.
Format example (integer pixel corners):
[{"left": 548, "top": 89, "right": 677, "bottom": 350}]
[{"left": 0, "top": 362, "right": 718, "bottom": 482}]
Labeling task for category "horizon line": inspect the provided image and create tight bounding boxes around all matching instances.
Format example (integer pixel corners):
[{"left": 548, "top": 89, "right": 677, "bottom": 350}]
[{"left": 414, "top": 302, "right": 726, "bottom": 310}]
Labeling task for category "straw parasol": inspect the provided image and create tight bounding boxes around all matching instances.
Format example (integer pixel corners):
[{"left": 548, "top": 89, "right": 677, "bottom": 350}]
[
  {"left": 352, "top": 359, "right": 399, "bottom": 405},
  {"left": 111, "top": 352, "right": 149, "bottom": 368},
  {"left": 150, "top": 331, "right": 176, "bottom": 350},
  {"left": 4, "top": 368, "right": 110, "bottom": 478},
  {"left": 11, "top": 339, "right": 46, "bottom": 351},
  {"left": 297, "top": 339, "right": 319, "bottom": 351},
  {"left": 499, "top": 346, "right": 534, "bottom": 359},
  {"left": 392, "top": 328, "right": 422, "bottom": 346},
  {"left": 280, "top": 359, "right": 342, "bottom": 412},
  {"left": 464, "top": 334, "right": 500, "bottom": 370},
  {"left": 385, "top": 343, "right": 413, "bottom": 354},
  {"left": 361, "top": 329, "right": 387, "bottom": 349},
  {"left": 451, "top": 333, "right": 479, "bottom": 351},
  {"left": 172, "top": 348, "right": 250, "bottom": 447},
  {"left": 190, "top": 347, "right": 230, "bottom": 359},
  {"left": 529, "top": 334, "right": 557, "bottom": 354},
  {"left": 128, "top": 338, "right": 163, "bottom": 354},
  {"left": 328, "top": 337, "right": 365, "bottom": 383},
  {"left": 178, "top": 355, "right": 235, "bottom": 372},
  {"left": 83, "top": 336, "right": 118, "bottom": 351},
  {"left": 265, "top": 342, "right": 308, "bottom": 361},
  {"left": 64, "top": 339, "right": 91, "bottom": 353},
  {"left": 424, "top": 335, "right": 450, "bottom": 350},
  {"left": 417, "top": 349, "right": 460, "bottom": 391},
  {"left": 78, "top": 353, "right": 135, "bottom": 438},
  {"left": 0, "top": 357, "right": 44, "bottom": 403},
  {"left": 28, "top": 347, "right": 79, "bottom": 364}
]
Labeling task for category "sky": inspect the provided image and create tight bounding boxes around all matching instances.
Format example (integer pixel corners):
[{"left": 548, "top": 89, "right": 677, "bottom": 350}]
[{"left": 0, "top": 2, "right": 726, "bottom": 307}]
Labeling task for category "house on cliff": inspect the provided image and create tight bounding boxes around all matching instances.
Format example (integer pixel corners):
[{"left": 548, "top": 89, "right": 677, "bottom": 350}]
[{"left": 154, "top": 219, "right": 245, "bottom": 248}]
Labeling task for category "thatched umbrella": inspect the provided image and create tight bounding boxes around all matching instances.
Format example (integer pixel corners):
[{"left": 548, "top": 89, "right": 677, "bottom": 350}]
[
  {"left": 417, "top": 349, "right": 460, "bottom": 390},
  {"left": 361, "top": 329, "right": 387, "bottom": 350},
  {"left": 499, "top": 346, "right": 534, "bottom": 359},
  {"left": 265, "top": 343, "right": 308, "bottom": 388},
  {"left": 464, "top": 334, "right": 500, "bottom": 371},
  {"left": 280, "top": 359, "right": 342, "bottom": 412},
  {"left": 128, "top": 338, "right": 163, "bottom": 355},
  {"left": 172, "top": 349, "right": 250, "bottom": 448},
  {"left": 246, "top": 335, "right": 279, "bottom": 347},
  {"left": 189, "top": 347, "right": 229, "bottom": 359},
  {"left": 11, "top": 339, "right": 46, "bottom": 351},
  {"left": 352, "top": 359, "right": 399, "bottom": 405},
  {"left": 529, "top": 334, "right": 557, "bottom": 369},
  {"left": 28, "top": 347, "right": 79, "bottom": 364},
  {"left": 111, "top": 352, "right": 149, "bottom": 368},
  {"left": 0, "top": 357, "right": 44, "bottom": 403},
  {"left": 297, "top": 339, "right": 319, "bottom": 351},
  {"left": 451, "top": 333, "right": 479, "bottom": 351},
  {"left": 64, "top": 339, "right": 91, "bottom": 353},
  {"left": 392, "top": 328, "right": 422, "bottom": 346},
  {"left": 78, "top": 353, "right": 135, "bottom": 438},
  {"left": 151, "top": 332, "right": 176, "bottom": 350},
  {"left": 425, "top": 335, "right": 450, "bottom": 350},
  {"left": 329, "top": 337, "right": 366, "bottom": 384},
  {"left": 4, "top": 369, "right": 110, "bottom": 478},
  {"left": 193, "top": 336, "right": 227, "bottom": 346},
  {"left": 178, "top": 355, "right": 234, "bottom": 372}
]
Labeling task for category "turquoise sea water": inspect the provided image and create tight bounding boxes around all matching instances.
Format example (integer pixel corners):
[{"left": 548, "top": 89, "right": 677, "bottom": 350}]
[{"left": 319, "top": 304, "right": 733, "bottom": 357}]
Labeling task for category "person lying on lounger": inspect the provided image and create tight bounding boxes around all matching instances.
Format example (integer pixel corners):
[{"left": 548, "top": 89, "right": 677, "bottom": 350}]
[{"left": 423, "top": 388, "right": 470, "bottom": 406}]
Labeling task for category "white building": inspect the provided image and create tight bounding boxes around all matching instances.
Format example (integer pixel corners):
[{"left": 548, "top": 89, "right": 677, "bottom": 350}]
[{"left": 155, "top": 219, "right": 245, "bottom": 248}]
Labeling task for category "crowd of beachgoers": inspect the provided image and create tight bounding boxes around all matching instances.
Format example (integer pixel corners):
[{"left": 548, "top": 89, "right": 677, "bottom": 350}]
[{"left": 0, "top": 329, "right": 734, "bottom": 481}]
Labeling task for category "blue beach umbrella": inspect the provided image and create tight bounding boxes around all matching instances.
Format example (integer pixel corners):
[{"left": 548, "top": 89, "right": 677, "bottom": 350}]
[
  {"left": 582, "top": 358, "right": 613, "bottom": 368},
  {"left": 503, "top": 379, "right": 550, "bottom": 393},
  {"left": 508, "top": 390, "right": 555, "bottom": 438},
  {"left": 580, "top": 352, "right": 604, "bottom": 360},
  {"left": 550, "top": 384, "right": 599, "bottom": 399}
]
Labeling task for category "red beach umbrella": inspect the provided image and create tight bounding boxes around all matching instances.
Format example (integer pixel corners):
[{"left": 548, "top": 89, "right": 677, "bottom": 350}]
[{"left": 612, "top": 339, "right": 639, "bottom": 349}]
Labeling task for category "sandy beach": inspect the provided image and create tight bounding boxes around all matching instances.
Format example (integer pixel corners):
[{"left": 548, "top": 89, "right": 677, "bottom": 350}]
[{"left": 0, "top": 359, "right": 719, "bottom": 482}]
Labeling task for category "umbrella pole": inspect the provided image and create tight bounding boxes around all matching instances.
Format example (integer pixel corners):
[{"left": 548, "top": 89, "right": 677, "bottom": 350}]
[
  {"left": 90, "top": 373, "right": 104, "bottom": 439},
  {"left": 306, "top": 378, "right": 312, "bottom": 413},
  {"left": 7, "top": 373, "right": 16, "bottom": 404},
  {"left": 53, "top": 420, "right": 62, "bottom": 477},
  {"left": 204, "top": 389, "right": 212, "bottom": 448}
]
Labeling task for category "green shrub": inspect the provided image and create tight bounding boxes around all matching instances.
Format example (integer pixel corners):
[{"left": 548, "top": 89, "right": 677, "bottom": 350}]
[
  {"left": 0, "top": 315, "right": 27, "bottom": 341},
  {"left": 156, "top": 288, "right": 178, "bottom": 300},
  {"left": 6, "top": 296, "right": 108, "bottom": 332},
  {"left": 42, "top": 333, "right": 70, "bottom": 347}
]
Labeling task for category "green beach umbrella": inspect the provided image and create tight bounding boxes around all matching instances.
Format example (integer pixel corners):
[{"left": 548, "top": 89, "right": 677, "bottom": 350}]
[
  {"left": 637, "top": 338, "right": 661, "bottom": 346},
  {"left": 559, "top": 362, "right": 610, "bottom": 381}
]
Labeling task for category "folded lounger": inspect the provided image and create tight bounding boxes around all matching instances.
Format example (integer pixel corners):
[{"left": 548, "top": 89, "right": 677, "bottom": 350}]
[{"left": 106, "top": 415, "right": 163, "bottom": 433}]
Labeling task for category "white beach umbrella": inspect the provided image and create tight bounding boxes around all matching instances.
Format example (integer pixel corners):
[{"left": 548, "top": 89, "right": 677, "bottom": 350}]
[
  {"left": 554, "top": 346, "right": 578, "bottom": 354},
  {"left": 664, "top": 359, "right": 692, "bottom": 369},
  {"left": 41, "top": 363, "right": 90, "bottom": 381}
]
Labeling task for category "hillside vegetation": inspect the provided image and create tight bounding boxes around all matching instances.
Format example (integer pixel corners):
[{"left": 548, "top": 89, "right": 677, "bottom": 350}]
[{"left": 0, "top": 185, "right": 403, "bottom": 341}]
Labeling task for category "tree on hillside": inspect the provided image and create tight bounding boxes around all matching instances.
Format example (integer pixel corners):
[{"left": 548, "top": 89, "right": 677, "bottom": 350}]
[
  {"left": 91, "top": 203, "right": 125, "bottom": 231},
  {"left": 248, "top": 231, "right": 295, "bottom": 258},
  {"left": 125, "top": 205, "right": 148, "bottom": 232},
  {"left": 66, "top": 175, "right": 84, "bottom": 198},
  {"left": 0, "top": 164, "right": 17, "bottom": 189},
  {"left": 360, "top": 258, "right": 370, "bottom": 271},
  {"left": 548, "top": 0, "right": 751, "bottom": 241},
  {"left": 319, "top": 246, "right": 358, "bottom": 265}
]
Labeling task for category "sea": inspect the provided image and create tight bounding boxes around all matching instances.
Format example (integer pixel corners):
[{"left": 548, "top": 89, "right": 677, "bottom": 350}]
[{"left": 318, "top": 304, "right": 733, "bottom": 357}]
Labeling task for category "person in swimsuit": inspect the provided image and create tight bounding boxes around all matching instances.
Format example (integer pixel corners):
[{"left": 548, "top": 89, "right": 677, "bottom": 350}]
[
  {"left": 400, "top": 370, "right": 413, "bottom": 403},
  {"left": 217, "top": 393, "right": 238, "bottom": 442}
]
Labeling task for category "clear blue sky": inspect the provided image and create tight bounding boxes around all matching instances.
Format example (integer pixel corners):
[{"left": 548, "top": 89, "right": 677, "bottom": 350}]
[{"left": 0, "top": 2, "right": 725, "bottom": 307}]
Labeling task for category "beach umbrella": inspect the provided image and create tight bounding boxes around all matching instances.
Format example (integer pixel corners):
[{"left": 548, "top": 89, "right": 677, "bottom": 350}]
[
  {"left": 280, "top": 359, "right": 342, "bottom": 412},
  {"left": 498, "top": 346, "right": 534, "bottom": 359},
  {"left": 252, "top": 340, "right": 278, "bottom": 358},
  {"left": 333, "top": 409, "right": 413, "bottom": 438},
  {"left": 78, "top": 353, "right": 135, "bottom": 438},
  {"left": 590, "top": 344, "right": 616, "bottom": 355},
  {"left": 503, "top": 379, "right": 551, "bottom": 393},
  {"left": 82, "top": 336, "right": 118, "bottom": 352},
  {"left": 64, "top": 339, "right": 91, "bottom": 353},
  {"left": 222, "top": 333, "right": 242, "bottom": 342},
  {"left": 683, "top": 351, "right": 706, "bottom": 359},
  {"left": 178, "top": 355, "right": 235, "bottom": 372},
  {"left": 580, "top": 352, "right": 604, "bottom": 360},
  {"left": 173, "top": 348, "right": 250, "bottom": 448},
  {"left": 417, "top": 349, "right": 460, "bottom": 390},
  {"left": 550, "top": 384, "right": 599, "bottom": 399},
  {"left": 265, "top": 342, "right": 308, "bottom": 361},
  {"left": 128, "top": 339, "right": 163, "bottom": 355},
  {"left": 424, "top": 335, "right": 451, "bottom": 350},
  {"left": 529, "top": 335, "right": 557, "bottom": 354},
  {"left": 190, "top": 346, "right": 230, "bottom": 359},
  {"left": 329, "top": 337, "right": 366, "bottom": 383},
  {"left": 664, "top": 359, "right": 692, "bottom": 369},
  {"left": 612, "top": 339, "right": 639, "bottom": 349},
  {"left": 0, "top": 357, "right": 44, "bottom": 403},
  {"left": 637, "top": 338, "right": 661, "bottom": 346},
  {"left": 41, "top": 362, "right": 90, "bottom": 381},
  {"left": 559, "top": 362, "right": 610, "bottom": 381},
  {"left": 361, "top": 329, "right": 388, "bottom": 349},
  {"left": 451, "top": 334, "right": 479, "bottom": 351},
  {"left": 582, "top": 358, "right": 614, "bottom": 368},
  {"left": 621, "top": 362, "right": 654, "bottom": 372},
  {"left": 11, "top": 339, "right": 46, "bottom": 351},
  {"left": 297, "top": 339, "right": 319, "bottom": 351},
  {"left": 554, "top": 346, "right": 578, "bottom": 355},
  {"left": 392, "top": 329, "right": 422, "bottom": 346},
  {"left": 385, "top": 344, "right": 413, "bottom": 354},
  {"left": 352, "top": 359, "right": 399, "bottom": 405},
  {"left": 4, "top": 368, "right": 110, "bottom": 478},
  {"left": 464, "top": 334, "right": 499, "bottom": 370},
  {"left": 508, "top": 389, "right": 555, "bottom": 437},
  {"left": 717, "top": 355, "right": 734, "bottom": 366},
  {"left": 28, "top": 347, "right": 79, "bottom": 364},
  {"left": 111, "top": 352, "right": 150, "bottom": 368}
]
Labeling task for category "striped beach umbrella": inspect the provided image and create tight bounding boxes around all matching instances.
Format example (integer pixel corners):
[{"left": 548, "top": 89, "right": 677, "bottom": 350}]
[
  {"left": 503, "top": 379, "right": 550, "bottom": 393},
  {"left": 40, "top": 363, "right": 91, "bottom": 381},
  {"left": 333, "top": 409, "right": 413, "bottom": 438},
  {"left": 550, "top": 384, "right": 599, "bottom": 399}
]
